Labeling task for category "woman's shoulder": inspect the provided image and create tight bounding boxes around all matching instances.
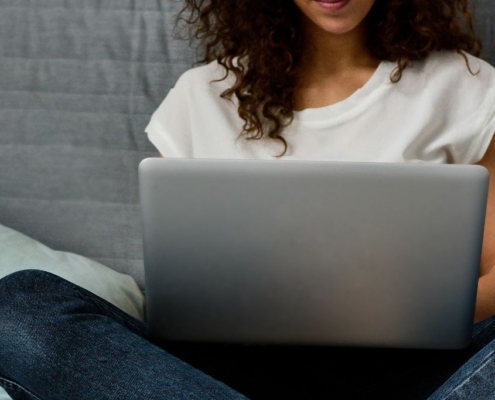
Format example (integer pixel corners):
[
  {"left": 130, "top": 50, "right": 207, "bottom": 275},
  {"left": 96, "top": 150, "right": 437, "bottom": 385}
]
[
  {"left": 420, "top": 50, "right": 495, "bottom": 86},
  {"left": 173, "top": 60, "right": 236, "bottom": 92},
  {"left": 392, "top": 50, "right": 495, "bottom": 103}
]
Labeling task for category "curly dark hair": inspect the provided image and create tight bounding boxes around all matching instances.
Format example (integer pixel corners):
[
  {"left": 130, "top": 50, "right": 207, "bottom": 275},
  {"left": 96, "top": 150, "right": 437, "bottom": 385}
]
[{"left": 177, "top": 0, "right": 483, "bottom": 157}]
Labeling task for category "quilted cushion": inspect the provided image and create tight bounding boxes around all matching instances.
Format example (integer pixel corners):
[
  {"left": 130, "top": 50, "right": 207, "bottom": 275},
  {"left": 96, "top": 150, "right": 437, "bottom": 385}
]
[{"left": 0, "top": 0, "right": 197, "bottom": 289}]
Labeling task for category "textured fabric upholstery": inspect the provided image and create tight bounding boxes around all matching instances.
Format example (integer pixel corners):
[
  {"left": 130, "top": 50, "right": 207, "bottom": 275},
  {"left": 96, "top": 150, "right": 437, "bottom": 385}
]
[
  {"left": 0, "top": 0, "right": 197, "bottom": 289},
  {"left": 0, "top": 0, "right": 494, "bottom": 289}
]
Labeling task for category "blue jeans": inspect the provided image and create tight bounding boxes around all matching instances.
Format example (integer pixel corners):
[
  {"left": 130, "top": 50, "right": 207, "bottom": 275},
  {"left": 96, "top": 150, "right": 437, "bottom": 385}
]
[{"left": 0, "top": 269, "right": 494, "bottom": 400}]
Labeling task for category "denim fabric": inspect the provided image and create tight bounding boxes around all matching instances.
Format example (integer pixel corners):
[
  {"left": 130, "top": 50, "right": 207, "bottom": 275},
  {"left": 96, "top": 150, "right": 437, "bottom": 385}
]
[
  {"left": 0, "top": 270, "right": 246, "bottom": 400},
  {"left": 1, "top": 269, "right": 495, "bottom": 400}
]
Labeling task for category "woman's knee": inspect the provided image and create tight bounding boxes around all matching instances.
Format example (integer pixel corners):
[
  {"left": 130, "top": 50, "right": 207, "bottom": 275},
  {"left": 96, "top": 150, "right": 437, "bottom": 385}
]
[
  {"left": 0, "top": 270, "right": 82, "bottom": 390},
  {"left": 0, "top": 269, "right": 76, "bottom": 336},
  {"left": 0, "top": 269, "right": 72, "bottom": 299}
]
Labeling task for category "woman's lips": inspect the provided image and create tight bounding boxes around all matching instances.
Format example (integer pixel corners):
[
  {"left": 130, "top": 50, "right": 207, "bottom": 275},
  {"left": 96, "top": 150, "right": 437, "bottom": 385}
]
[{"left": 315, "top": 0, "right": 351, "bottom": 11}]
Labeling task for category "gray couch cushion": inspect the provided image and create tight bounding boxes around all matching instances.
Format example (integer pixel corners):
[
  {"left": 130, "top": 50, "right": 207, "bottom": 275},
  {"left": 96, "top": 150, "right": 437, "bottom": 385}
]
[
  {"left": 0, "top": 0, "right": 197, "bottom": 289},
  {"left": 474, "top": 0, "right": 495, "bottom": 63},
  {"left": 0, "top": 0, "right": 494, "bottom": 290}
]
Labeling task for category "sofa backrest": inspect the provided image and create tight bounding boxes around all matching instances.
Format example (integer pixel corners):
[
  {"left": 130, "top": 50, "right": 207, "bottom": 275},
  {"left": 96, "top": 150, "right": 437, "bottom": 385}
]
[{"left": 0, "top": 0, "right": 493, "bottom": 289}]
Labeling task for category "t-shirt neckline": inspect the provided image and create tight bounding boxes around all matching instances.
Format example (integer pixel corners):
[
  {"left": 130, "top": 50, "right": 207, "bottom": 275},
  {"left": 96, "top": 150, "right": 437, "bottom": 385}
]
[{"left": 293, "top": 60, "right": 395, "bottom": 122}]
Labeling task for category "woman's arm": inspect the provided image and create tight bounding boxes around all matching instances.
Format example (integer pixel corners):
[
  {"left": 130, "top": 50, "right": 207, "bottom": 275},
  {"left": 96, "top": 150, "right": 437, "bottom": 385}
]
[
  {"left": 476, "top": 274, "right": 495, "bottom": 323},
  {"left": 474, "top": 131, "right": 495, "bottom": 323}
]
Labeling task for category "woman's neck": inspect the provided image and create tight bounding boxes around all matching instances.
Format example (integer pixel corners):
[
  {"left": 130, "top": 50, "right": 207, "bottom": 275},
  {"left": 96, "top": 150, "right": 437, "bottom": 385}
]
[
  {"left": 297, "top": 16, "right": 379, "bottom": 81},
  {"left": 293, "top": 16, "right": 382, "bottom": 111}
]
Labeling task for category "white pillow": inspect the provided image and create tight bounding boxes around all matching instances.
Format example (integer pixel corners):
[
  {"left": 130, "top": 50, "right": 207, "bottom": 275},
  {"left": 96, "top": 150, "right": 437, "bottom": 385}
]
[
  {"left": 0, "top": 224, "right": 146, "bottom": 400},
  {"left": 0, "top": 387, "right": 10, "bottom": 400},
  {"left": 0, "top": 223, "right": 145, "bottom": 321}
]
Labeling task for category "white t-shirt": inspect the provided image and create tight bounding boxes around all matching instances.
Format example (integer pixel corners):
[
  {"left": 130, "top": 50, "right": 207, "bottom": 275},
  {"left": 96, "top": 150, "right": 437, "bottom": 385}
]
[{"left": 145, "top": 51, "right": 495, "bottom": 164}]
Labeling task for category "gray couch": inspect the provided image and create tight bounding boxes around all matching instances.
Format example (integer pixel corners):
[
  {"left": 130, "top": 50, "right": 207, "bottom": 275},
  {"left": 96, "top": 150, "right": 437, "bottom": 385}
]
[{"left": 0, "top": 0, "right": 494, "bottom": 292}]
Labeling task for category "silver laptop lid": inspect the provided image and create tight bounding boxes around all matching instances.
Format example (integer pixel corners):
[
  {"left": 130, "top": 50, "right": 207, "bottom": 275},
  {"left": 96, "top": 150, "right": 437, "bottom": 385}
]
[{"left": 139, "top": 158, "right": 488, "bottom": 349}]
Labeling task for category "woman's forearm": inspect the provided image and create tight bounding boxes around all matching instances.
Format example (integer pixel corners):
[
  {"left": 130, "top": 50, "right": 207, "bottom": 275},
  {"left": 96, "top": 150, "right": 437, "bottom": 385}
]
[{"left": 475, "top": 271, "right": 495, "bottom": 323}]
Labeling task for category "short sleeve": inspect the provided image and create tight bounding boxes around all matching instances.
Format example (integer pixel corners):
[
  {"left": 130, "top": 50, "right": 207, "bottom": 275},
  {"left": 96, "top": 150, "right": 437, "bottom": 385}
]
[
  {"left": 462, "top": 59, "right": 495, "bottom": 164},
  {"left": 144, "top": 78, "right": 194, "bottom": 158}
]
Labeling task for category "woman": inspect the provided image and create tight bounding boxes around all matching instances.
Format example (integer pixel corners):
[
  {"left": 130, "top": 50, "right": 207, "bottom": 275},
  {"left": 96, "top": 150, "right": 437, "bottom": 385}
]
[{"left": 1, "top": 0, "right": 495, "bottom": 398}]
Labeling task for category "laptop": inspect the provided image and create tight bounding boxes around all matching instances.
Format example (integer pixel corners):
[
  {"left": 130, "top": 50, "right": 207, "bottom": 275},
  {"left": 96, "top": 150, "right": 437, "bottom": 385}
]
[{"left": 139, "top": 157, "right": 489, "bottom": 349}]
